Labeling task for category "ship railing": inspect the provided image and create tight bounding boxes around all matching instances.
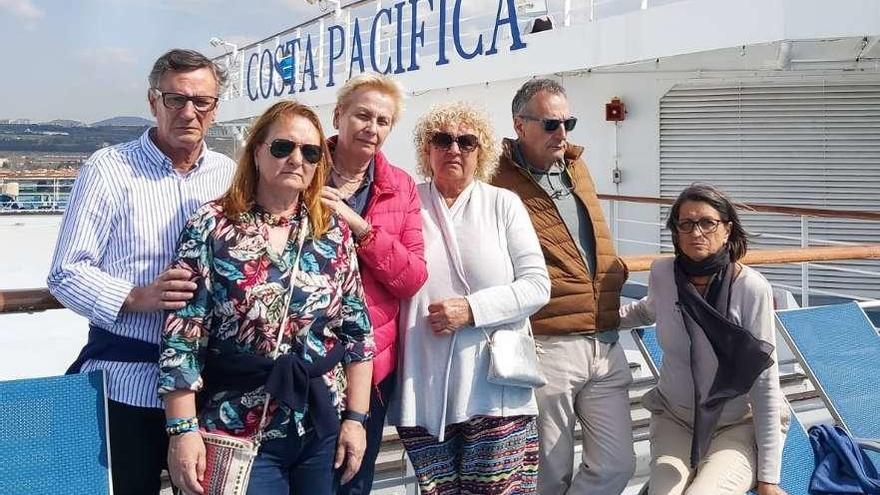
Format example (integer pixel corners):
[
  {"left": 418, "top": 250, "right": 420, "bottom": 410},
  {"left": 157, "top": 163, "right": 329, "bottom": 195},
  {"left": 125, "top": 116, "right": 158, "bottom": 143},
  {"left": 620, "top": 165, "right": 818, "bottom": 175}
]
[
  {"left": 0, "top": 176, "right": 75, "bottom": 214},
  {"left": 214, "top": 0, "right": 692, "bottom": 103},
  {"left": 1, "top": 194, "right": 878, "bottom": 490},
  {"left": 602, "top": 193, "right": 880, "bottom": 306}
]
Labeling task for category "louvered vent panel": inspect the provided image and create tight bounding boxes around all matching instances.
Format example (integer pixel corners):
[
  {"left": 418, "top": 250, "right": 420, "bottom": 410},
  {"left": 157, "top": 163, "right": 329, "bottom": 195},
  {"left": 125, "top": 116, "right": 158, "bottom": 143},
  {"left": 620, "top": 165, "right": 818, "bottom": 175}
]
[{"left": 659, "top": 81, "right": 880, "bottom": 300}]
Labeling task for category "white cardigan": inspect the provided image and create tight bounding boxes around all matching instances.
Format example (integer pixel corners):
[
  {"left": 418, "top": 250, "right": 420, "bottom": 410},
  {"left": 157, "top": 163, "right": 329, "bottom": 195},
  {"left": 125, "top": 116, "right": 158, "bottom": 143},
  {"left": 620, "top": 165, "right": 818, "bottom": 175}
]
[
  {"left": 620, "top": 257, "right": 786, "bottom": 483},
  {"left": 388, "top": 180, "right": 550, "bottom": 439}
]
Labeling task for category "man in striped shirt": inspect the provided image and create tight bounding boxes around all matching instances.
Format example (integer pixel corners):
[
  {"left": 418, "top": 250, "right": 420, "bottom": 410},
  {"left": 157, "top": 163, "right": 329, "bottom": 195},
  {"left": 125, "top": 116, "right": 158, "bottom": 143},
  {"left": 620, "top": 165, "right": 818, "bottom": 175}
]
[{"left": 48, "top": 49, "right": 235, "bottom": 495}]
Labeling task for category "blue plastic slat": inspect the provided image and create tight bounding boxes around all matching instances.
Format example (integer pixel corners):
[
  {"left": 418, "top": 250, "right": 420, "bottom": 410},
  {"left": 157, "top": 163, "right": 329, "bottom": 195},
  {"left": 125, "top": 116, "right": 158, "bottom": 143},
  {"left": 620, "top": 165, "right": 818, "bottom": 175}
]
[
  {"left": 0, "top": 372, "right": 110, "bottom": 495},
  {"left": 777, "top": 302, "right": 880, "bottom": 440},
  {"left": 637, "top": 326, "right": 662, "bottom": 370},
  {"left": 777, "top": 413, "right": 814, "bottom": 495}
]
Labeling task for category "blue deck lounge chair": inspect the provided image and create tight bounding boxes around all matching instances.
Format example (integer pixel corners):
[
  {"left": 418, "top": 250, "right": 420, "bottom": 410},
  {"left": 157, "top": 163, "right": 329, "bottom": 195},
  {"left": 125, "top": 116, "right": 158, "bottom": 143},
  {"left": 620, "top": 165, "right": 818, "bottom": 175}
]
[
  {"left": 631, "top": 327, "right": 814, "bottom": 495},
  {"left": 776, "top": 302, "right": 880, "bottom": 467},
  {"left": 0, "top": 371, "right": 111, "bottom": 495}
]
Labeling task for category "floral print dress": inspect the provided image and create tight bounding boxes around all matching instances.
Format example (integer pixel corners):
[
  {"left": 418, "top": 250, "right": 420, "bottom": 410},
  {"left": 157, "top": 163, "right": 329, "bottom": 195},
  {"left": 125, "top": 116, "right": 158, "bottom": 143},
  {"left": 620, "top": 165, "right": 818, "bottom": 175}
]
[{"left": 158, "top": 200, "right": 373, "bottom": 440}]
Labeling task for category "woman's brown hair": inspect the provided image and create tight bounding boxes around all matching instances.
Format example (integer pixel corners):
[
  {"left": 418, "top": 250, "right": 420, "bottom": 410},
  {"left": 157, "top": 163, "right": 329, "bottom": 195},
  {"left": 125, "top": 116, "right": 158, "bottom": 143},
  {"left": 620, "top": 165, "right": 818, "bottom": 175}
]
[
  {"left": 666, "top": 183, "right": 749, "bottom": 261},
  {"left": 220, "top": 100, "right": 331, "bottom": 237}
]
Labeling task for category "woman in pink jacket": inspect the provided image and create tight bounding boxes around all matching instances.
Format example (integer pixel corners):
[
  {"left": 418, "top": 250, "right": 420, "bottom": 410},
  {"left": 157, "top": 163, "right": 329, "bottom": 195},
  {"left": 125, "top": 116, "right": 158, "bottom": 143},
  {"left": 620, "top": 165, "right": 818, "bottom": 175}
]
[{"left": 321, "top": 73, "right": 428, "bottom": 494}]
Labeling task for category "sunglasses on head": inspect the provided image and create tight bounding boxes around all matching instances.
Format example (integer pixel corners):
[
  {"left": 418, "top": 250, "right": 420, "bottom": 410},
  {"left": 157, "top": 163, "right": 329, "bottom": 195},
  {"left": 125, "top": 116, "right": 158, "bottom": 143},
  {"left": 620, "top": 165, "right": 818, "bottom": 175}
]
[
  {"left": 429, "top": 132, "right": 480, "bottom": 153},
  {"left": 519, "top": 115, "right": 578, "bottom": 133},
  {"left": 266, "top": 139, "right": 323, "bottom": 164}
]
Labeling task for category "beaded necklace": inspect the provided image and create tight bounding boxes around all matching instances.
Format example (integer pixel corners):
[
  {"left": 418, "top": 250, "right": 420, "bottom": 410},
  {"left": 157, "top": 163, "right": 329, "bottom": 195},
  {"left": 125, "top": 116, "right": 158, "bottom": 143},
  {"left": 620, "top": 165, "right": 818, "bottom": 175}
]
[{"left": 253, "top": 202, "right": 300, "bottom": 228}]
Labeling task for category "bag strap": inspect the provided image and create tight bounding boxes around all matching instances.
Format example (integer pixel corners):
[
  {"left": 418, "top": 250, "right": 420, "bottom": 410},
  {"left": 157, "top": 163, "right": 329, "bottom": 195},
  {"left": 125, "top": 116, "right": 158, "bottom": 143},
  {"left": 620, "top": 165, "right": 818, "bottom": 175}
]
[
  {"left": 252, "top": 214, "right": 310, "bottom": 445},
  {"left": 480, "top": 321, "right": 536, "bottom": 346}
]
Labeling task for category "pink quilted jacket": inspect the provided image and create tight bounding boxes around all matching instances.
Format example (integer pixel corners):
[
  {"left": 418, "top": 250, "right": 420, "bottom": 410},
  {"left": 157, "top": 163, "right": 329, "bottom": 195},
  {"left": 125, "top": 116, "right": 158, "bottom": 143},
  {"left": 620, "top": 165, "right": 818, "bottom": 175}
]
[{"left": 331, "top": 138, "right": 427, "bottom": 385}]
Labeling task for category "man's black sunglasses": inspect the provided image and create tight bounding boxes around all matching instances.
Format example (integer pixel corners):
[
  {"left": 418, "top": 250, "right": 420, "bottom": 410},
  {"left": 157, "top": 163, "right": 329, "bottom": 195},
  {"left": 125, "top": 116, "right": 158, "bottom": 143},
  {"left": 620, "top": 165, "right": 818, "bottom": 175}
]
[
  {"left": 151, "top": 89, "right": 219, "bottom": 112},
  {"left": 267, "top": 139, "right": 323, "bottom": 164},
  {"left": 518, "top": 115, "right": 578, "bottom": 133},
  {"left": 429, "top": 132, "right": 480, "bottom": 153}
]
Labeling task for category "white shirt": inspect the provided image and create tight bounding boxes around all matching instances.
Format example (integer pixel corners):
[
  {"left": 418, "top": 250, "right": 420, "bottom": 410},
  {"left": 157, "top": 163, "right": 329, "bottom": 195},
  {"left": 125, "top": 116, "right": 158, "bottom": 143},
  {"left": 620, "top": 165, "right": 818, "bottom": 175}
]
[
  {"left": 47, "top": 129, "right": 234, "bottom": 408},
  {"left": 389, "top": 181, "right": 550, "bottom": 439}
]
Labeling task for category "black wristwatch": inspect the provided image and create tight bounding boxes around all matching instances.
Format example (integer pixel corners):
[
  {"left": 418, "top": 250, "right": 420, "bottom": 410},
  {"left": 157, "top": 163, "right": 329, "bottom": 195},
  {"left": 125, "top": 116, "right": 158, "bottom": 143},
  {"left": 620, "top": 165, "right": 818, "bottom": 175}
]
[{"left": 342, "top": 409, "right": 369, "bottom": 426}]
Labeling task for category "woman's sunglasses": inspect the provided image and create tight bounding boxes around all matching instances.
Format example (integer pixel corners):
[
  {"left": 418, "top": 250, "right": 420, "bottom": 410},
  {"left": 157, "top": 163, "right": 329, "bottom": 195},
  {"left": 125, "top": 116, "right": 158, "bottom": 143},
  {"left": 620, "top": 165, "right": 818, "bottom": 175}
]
[
  {"left": 429, "top": 132, "right": 480, "bottom": 153},
  {"left": 266, "top": 139, "right": 323, "bottom": 164},
  {"left": 518, "top": 115, "right": 578, "bottom": 133}
]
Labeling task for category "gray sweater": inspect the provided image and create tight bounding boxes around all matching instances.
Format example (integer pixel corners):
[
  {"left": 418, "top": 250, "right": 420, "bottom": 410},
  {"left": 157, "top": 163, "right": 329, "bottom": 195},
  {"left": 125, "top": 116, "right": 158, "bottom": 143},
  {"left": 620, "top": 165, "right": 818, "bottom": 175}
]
[{"left": 620, "top": 258, "right": 785, "bottom": 483}]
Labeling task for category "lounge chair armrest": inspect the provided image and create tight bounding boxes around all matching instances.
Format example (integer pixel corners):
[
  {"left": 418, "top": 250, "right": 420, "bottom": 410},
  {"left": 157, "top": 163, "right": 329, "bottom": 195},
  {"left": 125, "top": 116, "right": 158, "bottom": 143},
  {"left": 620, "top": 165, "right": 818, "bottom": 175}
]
[{"left": 855, "top": 438, "right": 880, "bottom": 453}]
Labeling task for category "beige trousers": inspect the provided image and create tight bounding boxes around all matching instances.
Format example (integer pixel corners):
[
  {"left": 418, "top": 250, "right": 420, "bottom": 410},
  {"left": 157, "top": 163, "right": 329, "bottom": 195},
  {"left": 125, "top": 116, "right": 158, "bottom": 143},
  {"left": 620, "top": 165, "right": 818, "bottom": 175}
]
[
  {"left": 648, "top": 411, "right": 757, "bottom": 495},
  {"left": 535, "top": 334, "right": 636, "bottom": 495}
]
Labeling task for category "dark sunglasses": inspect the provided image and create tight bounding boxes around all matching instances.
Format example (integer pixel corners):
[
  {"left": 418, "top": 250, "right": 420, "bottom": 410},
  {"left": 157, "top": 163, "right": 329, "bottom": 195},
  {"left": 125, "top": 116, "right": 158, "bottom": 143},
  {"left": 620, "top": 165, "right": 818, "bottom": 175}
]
[
  {"left": 267, "top": 139, "right": 323, "bottom": 164},
  {"left": 429, "top": 132, "right": 480, "bottom": 153},
  {"left": 519, "top": 115, "right": 578, "bottom": 133},
  {"left": 151, "top": 89, "right": 219, "bottom": 112}
]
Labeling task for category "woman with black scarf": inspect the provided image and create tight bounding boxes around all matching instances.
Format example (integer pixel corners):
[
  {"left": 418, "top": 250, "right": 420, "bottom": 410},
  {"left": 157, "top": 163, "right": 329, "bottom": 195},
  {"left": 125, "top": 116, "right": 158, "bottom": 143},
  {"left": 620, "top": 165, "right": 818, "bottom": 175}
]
[{"left": 620, "top": 184, "right": 788, "bottom": 495}]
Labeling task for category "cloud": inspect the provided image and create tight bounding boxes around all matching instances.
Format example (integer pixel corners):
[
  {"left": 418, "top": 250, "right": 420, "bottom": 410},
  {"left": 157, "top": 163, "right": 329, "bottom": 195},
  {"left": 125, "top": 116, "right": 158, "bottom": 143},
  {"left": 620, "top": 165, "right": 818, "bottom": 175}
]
[
  {"left": 76, "top": 47, "right": 137, "bottom": 69},
  {"left": 0, "top": 0, "right": 44, "bottom": 25}
]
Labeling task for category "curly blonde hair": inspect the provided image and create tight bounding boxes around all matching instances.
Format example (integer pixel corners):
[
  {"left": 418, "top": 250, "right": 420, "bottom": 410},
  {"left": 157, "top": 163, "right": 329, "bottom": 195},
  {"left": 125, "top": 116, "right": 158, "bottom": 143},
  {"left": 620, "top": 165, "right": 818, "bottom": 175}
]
[{"left": 413, "top": 101, "right": 499, "bottom": 181}]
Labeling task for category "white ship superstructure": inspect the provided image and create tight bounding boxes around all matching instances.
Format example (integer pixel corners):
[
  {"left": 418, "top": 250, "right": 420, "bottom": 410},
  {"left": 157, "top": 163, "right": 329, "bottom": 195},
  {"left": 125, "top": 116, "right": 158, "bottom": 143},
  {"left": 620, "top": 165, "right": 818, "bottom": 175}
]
[{"left": 212, "top": 0, "right": 880, "bottom": 299}]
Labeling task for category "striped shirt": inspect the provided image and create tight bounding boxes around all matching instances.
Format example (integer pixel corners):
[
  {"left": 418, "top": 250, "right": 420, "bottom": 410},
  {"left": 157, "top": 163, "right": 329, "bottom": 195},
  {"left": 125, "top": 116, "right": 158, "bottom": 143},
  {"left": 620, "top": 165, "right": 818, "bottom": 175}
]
[{"left": 48, "top": 129, "right": 235, "bottom": 408}]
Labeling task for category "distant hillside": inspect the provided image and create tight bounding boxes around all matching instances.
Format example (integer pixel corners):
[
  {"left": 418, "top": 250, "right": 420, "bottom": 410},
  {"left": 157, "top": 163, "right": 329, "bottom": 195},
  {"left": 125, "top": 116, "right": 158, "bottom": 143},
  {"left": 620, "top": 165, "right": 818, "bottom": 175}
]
[
  {"left": 92, "top": 116, "right": 154, "bottom": 127},
  {"left": 0, "top": 124, "right": 147, "bottom": 153},
  {"left": 42, "top": 119, "right": 86, "bottom": 128}
]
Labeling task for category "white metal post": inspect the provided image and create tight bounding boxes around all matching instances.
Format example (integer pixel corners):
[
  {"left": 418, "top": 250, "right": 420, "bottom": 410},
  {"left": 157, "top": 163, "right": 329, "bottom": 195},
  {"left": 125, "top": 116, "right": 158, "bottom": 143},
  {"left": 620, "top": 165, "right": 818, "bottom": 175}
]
[
  {"left": 801, "top": 215, "right": 810, "bottom": 307},
  {"left": 375, "top": 0, "right": 383, "bottom": 67},
  {"left": 318, "top": 18, "right": 326, "bottom": 87}
]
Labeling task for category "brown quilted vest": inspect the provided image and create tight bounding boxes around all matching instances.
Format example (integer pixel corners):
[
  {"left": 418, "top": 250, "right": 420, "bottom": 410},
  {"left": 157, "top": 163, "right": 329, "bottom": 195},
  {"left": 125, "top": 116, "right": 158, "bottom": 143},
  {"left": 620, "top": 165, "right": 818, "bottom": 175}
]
[{"left": 491, "top": 138, "right": 628, "bottom": 335}]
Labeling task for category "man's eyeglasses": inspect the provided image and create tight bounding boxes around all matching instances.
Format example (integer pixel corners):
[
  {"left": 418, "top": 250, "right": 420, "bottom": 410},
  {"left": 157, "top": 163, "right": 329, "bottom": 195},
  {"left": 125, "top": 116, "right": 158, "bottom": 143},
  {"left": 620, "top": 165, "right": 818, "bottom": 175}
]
[
  {"left": 429, "top": 132, "right": 480, "bottom": 153},
  {"left": 518, "top": 115, "right": 578, "bottom": 133},
  {"left": 675, "top": 218, "right": 726, "bottom": 234},
  {"left": 266, "top": 139, "right": 323, "bottom": 165},
  {"left": 151, "top": 89, "right": 219, "bottom": 112}
]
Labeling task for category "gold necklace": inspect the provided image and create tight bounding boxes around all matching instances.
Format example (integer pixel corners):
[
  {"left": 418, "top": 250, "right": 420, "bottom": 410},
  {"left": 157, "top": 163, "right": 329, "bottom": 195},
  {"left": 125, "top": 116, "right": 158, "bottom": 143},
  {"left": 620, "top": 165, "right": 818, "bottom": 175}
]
[{"left": 331, "top": 165, "right": 365, "bottom": 184}]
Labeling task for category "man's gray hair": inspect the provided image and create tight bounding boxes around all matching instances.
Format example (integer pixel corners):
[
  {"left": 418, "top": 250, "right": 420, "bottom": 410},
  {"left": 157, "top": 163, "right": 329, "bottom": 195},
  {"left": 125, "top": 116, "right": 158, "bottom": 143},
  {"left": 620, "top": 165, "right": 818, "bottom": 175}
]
[
  {"left": 511, "top": 78, "right": 567, "bottom": 117},
  {"left": 148, "top": 49, "right": 227, "bottom": 95}
]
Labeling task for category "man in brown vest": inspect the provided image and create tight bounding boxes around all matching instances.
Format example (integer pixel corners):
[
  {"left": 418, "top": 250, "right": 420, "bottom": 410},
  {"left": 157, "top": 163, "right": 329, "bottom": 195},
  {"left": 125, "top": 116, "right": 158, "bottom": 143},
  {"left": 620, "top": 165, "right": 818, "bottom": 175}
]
[{"left": 491, "top": 79, "right": 635, "bottom": 494}]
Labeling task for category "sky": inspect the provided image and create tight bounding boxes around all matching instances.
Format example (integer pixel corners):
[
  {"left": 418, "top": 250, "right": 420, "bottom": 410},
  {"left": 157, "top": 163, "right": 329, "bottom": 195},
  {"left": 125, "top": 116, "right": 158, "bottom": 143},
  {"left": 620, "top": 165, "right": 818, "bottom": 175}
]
[{"left": 0, "top": 0, "right": 323, "bottom": 123}]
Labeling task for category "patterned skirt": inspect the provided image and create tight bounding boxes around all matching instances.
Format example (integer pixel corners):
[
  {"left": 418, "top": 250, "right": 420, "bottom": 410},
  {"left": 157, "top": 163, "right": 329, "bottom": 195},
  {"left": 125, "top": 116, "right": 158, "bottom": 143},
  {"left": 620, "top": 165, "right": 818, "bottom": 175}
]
[{"left": 397, "top": 415, "right": 539, "bottom": 495}]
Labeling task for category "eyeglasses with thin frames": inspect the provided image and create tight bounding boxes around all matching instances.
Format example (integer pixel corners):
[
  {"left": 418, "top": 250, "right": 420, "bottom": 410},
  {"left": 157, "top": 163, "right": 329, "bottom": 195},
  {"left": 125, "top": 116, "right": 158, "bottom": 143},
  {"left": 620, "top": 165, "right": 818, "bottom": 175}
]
[
  {"left": 518, "top": 115, "right": 578, "bottom": 133},
  {"left": 675, "top": 218, "right": 726, "bottom": 234},
  {"left": 151, "top": 88, "right": 219, "bottom": 112}
]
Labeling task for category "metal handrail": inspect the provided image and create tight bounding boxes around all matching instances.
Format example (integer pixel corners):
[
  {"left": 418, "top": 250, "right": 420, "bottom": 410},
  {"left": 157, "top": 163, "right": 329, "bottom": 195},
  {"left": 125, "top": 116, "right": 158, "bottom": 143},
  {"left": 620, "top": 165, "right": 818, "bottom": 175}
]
[
  {"left": 0, "top": 289, "right": 63, "bottom": 314},
  {"left": 623, "top": 244, "right": 880, "bottom": 273},
  {"left": 3, "top": 243, "right": 879, "bottom": 314},
  {"left": 4, "top": 193, "right": 878, "bottom": 314},
  {"left": 598, "top": 194, "right": 880, "bottom": 222}
]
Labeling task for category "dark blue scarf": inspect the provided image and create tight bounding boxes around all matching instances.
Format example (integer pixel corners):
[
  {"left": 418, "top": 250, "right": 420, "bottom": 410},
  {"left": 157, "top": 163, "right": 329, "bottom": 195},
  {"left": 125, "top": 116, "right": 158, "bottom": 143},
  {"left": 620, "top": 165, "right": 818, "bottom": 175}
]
[{"left": 674, "top": 249, "right": 775, "bottom": 467}]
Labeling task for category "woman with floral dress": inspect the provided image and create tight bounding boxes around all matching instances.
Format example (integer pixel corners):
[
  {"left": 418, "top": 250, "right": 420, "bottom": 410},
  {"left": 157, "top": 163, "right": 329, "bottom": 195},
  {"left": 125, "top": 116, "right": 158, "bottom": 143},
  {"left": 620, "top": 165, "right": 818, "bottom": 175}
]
[{"left": 158, "top": 100, "right": 374, "bottom": 495}]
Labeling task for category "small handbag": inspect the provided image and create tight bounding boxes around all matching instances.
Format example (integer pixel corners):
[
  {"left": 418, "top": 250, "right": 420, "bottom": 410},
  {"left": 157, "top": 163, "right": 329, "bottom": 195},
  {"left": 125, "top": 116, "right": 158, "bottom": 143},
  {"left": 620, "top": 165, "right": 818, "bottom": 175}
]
[
  {"left": 197, "top": 217, "right": 309, "bottom": 495},
  {"left": 483, "top": 326, "right": 547, "bottom": 389},
  {"left": 199, "top": 431, "right": 259, "bottom": 495}
]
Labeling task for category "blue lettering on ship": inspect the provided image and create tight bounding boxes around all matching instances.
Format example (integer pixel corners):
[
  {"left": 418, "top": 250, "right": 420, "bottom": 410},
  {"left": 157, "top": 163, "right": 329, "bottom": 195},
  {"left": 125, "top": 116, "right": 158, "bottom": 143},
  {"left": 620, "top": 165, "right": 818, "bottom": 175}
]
[{"left": 246, "top": 0, "right": 525, "bottom": 102}]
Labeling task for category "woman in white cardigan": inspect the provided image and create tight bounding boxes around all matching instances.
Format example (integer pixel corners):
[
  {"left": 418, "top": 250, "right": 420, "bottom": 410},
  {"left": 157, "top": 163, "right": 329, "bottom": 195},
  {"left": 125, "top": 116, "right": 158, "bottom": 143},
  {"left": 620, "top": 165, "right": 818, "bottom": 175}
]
[
  {"left": 388, "top": 102, "right": 550, "bottom": 495},
  {"left": 620, "top": 184, "right": 788, "bottom": 495}
]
